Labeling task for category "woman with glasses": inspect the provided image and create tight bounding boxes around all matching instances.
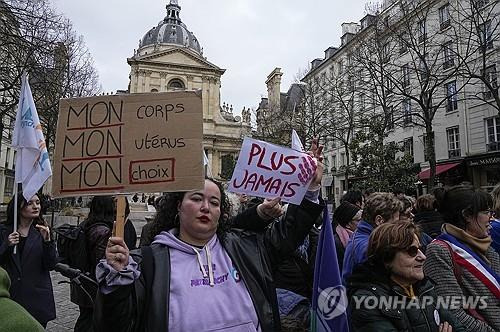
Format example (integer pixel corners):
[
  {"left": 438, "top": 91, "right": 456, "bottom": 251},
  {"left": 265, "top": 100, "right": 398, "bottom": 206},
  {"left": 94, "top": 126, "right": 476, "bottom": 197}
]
[
  {"left": 348, "top": 221, "right": 463, "bottom": 332},
  {"left": 424, "top": 185, "right": 500, "bottom": 332}
]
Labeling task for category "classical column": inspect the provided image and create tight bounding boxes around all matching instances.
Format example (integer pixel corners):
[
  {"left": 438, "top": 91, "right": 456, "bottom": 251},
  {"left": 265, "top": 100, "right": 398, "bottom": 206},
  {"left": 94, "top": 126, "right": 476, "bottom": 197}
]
[{"left": 160, "top": 73, "right": 167, "bottom": 92}]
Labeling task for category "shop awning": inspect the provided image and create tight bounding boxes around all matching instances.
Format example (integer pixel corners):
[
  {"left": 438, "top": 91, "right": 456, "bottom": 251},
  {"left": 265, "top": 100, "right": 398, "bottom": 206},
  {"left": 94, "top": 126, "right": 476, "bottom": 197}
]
[{"left": 418, "top": 162, "right": 461, "bottom": 180}]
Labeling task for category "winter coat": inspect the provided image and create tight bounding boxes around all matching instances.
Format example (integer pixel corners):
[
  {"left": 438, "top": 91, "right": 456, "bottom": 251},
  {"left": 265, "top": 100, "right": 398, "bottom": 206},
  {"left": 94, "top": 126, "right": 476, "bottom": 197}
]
[
  {"left": 0, "top": 224, "right": 56, "bottom": 326},
  {"left": 348, "top": 262, "right": 465, "bottom": 332},
  {"left": 414, "top": 211, "right": 444, "bottom": 238},
  {"left": 0, "top": 266, "right": 44, "bottom": 332},
  {"left": 93, "top": 199, "right": 324, "bottom": 332},
  {"left": 342, "top": 220, "right": 373, "bottom": 284},
  {"left": 424, "top": 240, "right": 500, "bottom": 332}
]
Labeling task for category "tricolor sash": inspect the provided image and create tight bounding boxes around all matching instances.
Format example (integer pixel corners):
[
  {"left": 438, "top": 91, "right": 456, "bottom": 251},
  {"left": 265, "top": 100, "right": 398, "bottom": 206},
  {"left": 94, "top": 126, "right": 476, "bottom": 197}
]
[{"left": 436, "top": 233, "right": 500, "bottom": 299}]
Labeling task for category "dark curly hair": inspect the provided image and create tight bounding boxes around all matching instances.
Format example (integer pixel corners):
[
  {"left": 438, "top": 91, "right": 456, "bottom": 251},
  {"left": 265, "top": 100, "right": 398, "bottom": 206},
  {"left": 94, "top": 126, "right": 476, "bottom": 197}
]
[
  {"left": 5, "top": 192, "right": 46, "bottom": 227},
  {"left": 86, "top": 196, "right": 115, "bottom": 228},
  {"left": 146, "top": 178, "right": 230, "bottom": 244}
]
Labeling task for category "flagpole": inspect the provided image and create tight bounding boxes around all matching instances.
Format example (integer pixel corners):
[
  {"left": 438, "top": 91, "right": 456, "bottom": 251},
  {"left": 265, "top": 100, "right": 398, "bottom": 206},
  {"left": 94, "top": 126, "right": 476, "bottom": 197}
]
[{"left": 13, "top": 183, "right": 18, "bottom": 254}]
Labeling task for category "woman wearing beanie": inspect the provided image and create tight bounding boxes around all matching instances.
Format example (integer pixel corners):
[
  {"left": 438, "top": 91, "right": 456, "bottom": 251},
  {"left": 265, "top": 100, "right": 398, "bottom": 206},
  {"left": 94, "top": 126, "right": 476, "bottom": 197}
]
[{"left": 333, "top": 201, "right": 362, "bottom": 273}]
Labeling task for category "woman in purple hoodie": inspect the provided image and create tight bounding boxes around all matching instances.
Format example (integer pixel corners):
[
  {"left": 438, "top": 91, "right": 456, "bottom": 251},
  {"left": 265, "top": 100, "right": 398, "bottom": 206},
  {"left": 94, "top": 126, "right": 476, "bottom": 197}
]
[{"left": 94, "top": 140, "right": 324, "bottom": 332}]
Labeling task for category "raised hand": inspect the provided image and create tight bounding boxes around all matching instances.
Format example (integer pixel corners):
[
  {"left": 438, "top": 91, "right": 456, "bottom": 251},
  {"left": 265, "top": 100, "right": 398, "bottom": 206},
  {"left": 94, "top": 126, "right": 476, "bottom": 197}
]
[
  {"left": 308, "top": 137, "right": 324, "bottom": 188},
  {"left": 257, "top": 197, "right": 283, "bottom": 220},
  {"left": 106, "top": 237, "right": 130, "bottom": 271},
  {"left": 35, "top": 224, "right": 51, "bottom": 242}
]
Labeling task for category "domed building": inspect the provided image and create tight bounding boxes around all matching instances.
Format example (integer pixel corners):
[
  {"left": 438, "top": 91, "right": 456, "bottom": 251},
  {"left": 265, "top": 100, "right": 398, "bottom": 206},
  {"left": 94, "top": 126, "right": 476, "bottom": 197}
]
[{"left": 127, "top": 0, "right": 251, "bottom": 180}]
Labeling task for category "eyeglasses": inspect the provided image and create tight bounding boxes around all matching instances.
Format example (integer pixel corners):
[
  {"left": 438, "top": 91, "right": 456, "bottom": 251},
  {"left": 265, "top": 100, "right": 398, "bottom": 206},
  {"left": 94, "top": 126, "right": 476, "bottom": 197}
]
[
  {"left": 479, "top": 210, "right": 496, "bottom": 217},
  {"left": 405, "top": 245, "right": 424, "bottom": 257}
]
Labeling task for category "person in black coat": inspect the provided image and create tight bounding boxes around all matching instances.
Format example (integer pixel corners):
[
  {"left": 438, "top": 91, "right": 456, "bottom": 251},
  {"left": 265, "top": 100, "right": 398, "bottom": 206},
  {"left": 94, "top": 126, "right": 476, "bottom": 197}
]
[
  {"left": 413, "top": 194, "right": 444, "bottom": 238},
  {"left": 348, "top": 221, "right": 463, "bottom": 332},
  {"left": 0, "top": 193, "right": 56, "bottom": 328}
]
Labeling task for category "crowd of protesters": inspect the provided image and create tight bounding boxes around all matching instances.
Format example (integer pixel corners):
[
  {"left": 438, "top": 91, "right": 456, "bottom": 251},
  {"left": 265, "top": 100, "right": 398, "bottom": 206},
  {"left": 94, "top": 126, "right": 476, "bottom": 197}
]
[{"left": 0, "top": 143, "right": 499, "bottom": 331}]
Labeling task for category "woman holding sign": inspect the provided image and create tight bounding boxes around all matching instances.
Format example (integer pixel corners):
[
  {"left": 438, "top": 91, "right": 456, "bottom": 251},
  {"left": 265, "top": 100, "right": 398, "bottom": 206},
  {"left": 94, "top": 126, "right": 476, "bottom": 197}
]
[
  {"left": 0, "top": 193, "right": 56, "bottom": 328},
  {"left": 93, "top": 140, "right": 324, "bottom": 332}
]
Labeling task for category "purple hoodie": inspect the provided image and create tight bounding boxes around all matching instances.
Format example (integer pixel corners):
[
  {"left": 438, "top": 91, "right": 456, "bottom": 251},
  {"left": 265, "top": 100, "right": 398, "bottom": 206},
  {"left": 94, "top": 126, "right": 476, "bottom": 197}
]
[{"left": 152, "top": 230, "right": 260, "bottom": 331}]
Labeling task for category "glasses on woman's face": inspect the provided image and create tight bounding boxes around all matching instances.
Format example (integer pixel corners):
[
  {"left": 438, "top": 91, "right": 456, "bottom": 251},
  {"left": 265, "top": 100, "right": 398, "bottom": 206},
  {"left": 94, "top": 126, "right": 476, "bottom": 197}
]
[
  {"left": 405, "top": 245, "right": 424, "bottom": 257},
  {"left": 479, "top": 210, "right": 495, "bottom": 217}
]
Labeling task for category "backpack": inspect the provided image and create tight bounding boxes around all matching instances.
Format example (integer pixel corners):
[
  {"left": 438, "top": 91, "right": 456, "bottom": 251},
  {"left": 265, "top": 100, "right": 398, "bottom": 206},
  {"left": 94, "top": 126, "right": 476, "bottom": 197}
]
[{"left": 54, "top": 220, "right": 108, "bottom": 273}]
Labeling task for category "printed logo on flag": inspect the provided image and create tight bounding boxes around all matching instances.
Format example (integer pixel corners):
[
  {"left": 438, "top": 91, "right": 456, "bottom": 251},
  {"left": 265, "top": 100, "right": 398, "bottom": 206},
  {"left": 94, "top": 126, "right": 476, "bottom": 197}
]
[
  {"left": 21, "top": 107, "right": 34, "bottom": 128},
  {"left": 317, "top": 285, "right": 348, "bottom": 320}
]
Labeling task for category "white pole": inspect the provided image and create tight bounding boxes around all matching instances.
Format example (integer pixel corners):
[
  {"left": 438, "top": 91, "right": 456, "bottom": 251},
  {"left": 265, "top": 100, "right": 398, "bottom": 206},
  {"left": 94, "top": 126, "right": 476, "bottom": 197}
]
[{"left": 13, "top": 183, "right": 18, "bottom": 255}]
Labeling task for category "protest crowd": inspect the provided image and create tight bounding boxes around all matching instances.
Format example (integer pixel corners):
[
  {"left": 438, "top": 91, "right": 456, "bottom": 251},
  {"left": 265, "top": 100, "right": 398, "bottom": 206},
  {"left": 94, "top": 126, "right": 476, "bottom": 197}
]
[{"left": 0, "top": 77, "right": 499, "bottom": 332}]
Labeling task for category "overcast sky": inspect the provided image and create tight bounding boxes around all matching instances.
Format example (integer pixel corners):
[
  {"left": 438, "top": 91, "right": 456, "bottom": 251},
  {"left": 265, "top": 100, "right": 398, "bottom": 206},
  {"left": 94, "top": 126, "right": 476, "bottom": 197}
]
[{"left": 50, "top": 0, "right": 369, "bottom": 114}]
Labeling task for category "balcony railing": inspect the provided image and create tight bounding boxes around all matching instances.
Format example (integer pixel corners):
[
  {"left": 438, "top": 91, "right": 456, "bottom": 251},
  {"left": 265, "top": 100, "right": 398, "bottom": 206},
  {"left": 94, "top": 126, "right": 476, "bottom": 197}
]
[{"left": 448, "top": 149, "right": 461, "bottom": 158}]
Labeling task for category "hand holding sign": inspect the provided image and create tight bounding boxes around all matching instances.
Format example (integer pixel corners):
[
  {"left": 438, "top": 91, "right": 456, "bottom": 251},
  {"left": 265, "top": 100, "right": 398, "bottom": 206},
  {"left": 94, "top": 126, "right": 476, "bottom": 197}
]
[
  {"left": 228, "top": 137, "right": 320, "bottom": 204},
  {"left": 307, "top": 137, "right": 324, "bottom": 190},
  {"left": 257, "top": 197, "right": 283, "bottom": 220}
]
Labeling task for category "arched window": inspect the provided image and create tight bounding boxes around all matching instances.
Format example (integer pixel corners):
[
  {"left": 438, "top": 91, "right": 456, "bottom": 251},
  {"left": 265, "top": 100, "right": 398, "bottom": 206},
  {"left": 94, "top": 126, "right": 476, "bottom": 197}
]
[
  {"left": 168, "top": 78, "right": 185, "bottom": 90},
  {"left": 150, "top": 88, "right": 158, "bottom": 92}
]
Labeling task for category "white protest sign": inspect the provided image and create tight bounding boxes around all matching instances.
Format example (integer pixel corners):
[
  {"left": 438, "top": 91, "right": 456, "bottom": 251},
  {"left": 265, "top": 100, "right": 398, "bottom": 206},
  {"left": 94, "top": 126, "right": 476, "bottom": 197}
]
[{"left": 228, "top": 137, "right": 317, "bottom": 204}]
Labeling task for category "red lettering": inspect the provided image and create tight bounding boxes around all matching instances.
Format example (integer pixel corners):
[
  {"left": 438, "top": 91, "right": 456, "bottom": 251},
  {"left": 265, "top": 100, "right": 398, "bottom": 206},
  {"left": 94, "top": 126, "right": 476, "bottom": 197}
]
[
  {"left": 232, "top": 169, "right": 249, "bottom": 188},
  {"left": 282, "top": 156, "right": 298, "bottom": 175},
  {"left": 271, "top": 152, "right": 284, "bottom": 170},
  {"left": 284, "top": 182, "right": 299, "bottom": 198},
  {"left": 248, "top": 143, "right": 262, "bottom": 165},
  {"left": 256, "top": 147, "right": 272, "bottom": 171}
]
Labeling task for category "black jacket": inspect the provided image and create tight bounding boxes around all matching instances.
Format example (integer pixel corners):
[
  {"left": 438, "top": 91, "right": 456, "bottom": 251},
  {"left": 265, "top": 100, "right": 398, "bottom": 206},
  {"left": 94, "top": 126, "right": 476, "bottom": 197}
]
[
  {"left": 94, "top": 199, "right": 323, "bottom": 332},
  {"left": 413, "top": 211, "right": 444, "bottom": 238},
  {"left": 0, "top": 224, "right": 56, "bottom": 325},
  {"left": 348, "top": 263, "right": 465, "bottom": 332}
]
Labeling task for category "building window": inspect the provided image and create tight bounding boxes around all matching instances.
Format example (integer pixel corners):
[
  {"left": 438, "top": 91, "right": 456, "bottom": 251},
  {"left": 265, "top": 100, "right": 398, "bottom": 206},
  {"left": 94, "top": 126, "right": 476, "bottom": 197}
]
[
  {"left": 439, "top": 4, "right": 450, "bottom": 30},
  {"left": 403, "top": 98, "right": 412, "bottom": 126},
  {"left": 387, "top": 106, "right": 395, "bottom": 130},
  {"left": 443, "top": 41, "right": 455, "bottom": 69},
  {"left": 402, "top": 64, "right": 410, "bottom": 88},
  {"left": 400, "top": 36, "right": 408, "bottom": 54},
  {"left": 418, "top": 20, "right": 426, "bottom": 43},
  {"left": 338, "top": 60, "right": 343, "bottom": 74},
  {"left": 447, "top": 126, "right": 461, "bottom": 158},
  {"left": 403, "top": 137, "right": 414, "bottom": 161},
  {"left": 150, "top": 88, "right": 158, "bottom": 92},
  {"left": 5, "top": 147, "right": 10, "bottom": 168},
  {"left": 445, "top": 81, "right": 458, "bottom": 112},
  {"left": 475, "top": 0, "right": 490, "bottom": 9},
  {"left": 340, "top": 152, "right": 345, "bottom": 167},
  {"left": 419, "top": 57, "right": 428, "bottom": 82},
  {"left": 167, "top": 78, "right": 185, "bottom": 90},
  {"left": 485, "top": 117, "right": 500, "bottom": 151},
  {"left": 479, "top": 20, "right": 493, "bottom": 51},
  {"left": 382, "top": 42, "right": 390, "bottom": 62},
  {"left": 483, "top": 65, "right": 498, "bottom": 100}
]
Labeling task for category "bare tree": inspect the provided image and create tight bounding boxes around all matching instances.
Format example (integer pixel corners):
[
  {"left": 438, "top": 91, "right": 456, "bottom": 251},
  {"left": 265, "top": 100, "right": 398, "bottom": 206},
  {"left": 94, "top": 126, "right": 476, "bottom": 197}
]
[
  {"left": 451, "top": 0, "right": 500, "bottom": 116},
  {"left": 382, "top": 0, "right": 469, "bottom": 188},
  {"left": 0, "top": 0, "right": 100, "bottom": 154}
]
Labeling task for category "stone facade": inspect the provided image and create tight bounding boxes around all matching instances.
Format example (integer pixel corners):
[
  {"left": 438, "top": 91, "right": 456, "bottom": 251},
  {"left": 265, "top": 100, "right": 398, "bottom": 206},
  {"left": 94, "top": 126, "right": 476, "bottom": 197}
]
[{"left": 128, "top": 0, "right": 251, "bottom": 180}]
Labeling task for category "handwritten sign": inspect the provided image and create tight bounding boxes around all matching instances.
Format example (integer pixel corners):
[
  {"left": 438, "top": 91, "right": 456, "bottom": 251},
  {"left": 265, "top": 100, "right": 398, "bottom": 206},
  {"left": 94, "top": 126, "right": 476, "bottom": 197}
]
[
  {"left": 52, "top": 91, "right": 204, "bottom": 197},
  {"left": 228, "top": 137, "right": 316, "bottom": 205}
]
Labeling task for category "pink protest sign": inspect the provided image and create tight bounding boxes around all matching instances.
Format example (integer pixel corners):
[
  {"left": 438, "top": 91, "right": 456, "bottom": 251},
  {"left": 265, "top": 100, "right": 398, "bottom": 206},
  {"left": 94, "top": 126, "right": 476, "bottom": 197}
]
[{"left": 228, "top": 137, "right": 316, "bottom": 204}]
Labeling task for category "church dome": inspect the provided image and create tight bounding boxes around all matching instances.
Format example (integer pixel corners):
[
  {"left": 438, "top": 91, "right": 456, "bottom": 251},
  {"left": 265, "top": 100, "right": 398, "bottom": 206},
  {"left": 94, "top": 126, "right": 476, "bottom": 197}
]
[{"left": 139, "top": 0, "right": 201, "bottom": 54}]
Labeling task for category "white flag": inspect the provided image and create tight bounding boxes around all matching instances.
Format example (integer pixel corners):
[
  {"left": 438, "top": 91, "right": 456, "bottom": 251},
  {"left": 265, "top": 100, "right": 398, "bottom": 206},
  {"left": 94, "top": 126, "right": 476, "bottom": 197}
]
[
  {"left": 291, "top": 129, "right": 304, "bottom": 152},
  {"left": 12, "top": 74, "right": 52, "bottom": 201}
]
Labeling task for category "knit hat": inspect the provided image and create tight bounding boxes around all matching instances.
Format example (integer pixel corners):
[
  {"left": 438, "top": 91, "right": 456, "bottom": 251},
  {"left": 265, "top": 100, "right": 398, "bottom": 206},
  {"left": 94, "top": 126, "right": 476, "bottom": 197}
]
[{"left": 333, "top": 201, "right": 361, "bottom": 227}]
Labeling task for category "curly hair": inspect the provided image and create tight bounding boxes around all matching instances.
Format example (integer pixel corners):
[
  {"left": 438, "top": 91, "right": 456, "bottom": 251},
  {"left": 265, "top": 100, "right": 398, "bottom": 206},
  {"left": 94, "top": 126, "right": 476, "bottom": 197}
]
[
  {"left": 146, "top": 178, "right": 231, "bottom": 244},
  {"left": 362, "top": 192, "right": 403, "bottom": 225}
]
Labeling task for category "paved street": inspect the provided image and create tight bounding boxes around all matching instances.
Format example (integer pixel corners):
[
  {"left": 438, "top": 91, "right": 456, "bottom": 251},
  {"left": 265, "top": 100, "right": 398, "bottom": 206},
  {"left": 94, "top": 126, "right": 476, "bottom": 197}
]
[{"left": 46, "top": 271, "right": 79, "bottom": 331}]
